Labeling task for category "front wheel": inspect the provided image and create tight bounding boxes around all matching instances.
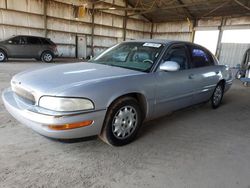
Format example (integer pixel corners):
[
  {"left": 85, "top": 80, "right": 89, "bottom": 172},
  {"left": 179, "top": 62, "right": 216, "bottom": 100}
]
[
  {"left": 99, "top": 97, "right": 143, "bottom": 146},
  {"left": 211, "top": 83, "right": 224, "bottom": 109},
  {"left": 0, "top": 50, "right": 7, "bottom": 62},
  {"left": 41, "top": 51, "right": 53, "bottom": 63}
]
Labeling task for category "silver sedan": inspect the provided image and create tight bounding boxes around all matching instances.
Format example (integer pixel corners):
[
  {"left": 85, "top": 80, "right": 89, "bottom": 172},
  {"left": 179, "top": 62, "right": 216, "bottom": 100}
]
[{"left": 2, "top": 40, "right": 233, "bottom": 146}]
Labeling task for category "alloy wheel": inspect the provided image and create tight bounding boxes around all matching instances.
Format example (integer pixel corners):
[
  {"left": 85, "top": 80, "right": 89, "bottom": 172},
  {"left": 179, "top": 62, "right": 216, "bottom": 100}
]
[
  {"left": 213, "top": 85, "right": 223, "bottom": 106},
  {"left": 112, "top": 106, "right": 138, "bottom": 140},
  {"left": 0, "top": 52, "right": 5, "bottom": 61},
  {"left": 44, "top": 53, "right": 52, "bottom": 62}
]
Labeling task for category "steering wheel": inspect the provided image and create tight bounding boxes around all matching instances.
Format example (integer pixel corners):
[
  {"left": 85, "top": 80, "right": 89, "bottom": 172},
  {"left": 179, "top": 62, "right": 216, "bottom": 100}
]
[{"left": 143, "top": 59, "right": 153, "bottom": 64}]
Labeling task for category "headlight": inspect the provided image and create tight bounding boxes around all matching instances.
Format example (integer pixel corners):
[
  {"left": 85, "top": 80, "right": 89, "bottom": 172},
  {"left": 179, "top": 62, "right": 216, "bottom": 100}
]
[{"left": 39, "top": 96, "right": 94, "bottom": 112}]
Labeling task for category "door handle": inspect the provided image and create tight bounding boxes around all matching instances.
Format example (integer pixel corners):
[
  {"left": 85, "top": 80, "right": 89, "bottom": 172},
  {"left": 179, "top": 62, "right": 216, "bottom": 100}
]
[{"left": 188, "top": 74, "right": 194, "bottom": 79}]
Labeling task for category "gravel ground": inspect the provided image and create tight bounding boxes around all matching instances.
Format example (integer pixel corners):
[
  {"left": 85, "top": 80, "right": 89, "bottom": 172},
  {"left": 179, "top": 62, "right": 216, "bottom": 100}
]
[{"left": 0, "top": 60, "right": 250, "bottom": 188}]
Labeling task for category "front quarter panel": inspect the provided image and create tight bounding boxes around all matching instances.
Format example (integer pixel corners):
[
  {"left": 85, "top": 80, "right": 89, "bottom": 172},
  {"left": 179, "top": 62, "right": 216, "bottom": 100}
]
[
  {"left": 0, "top": 44, "right": 9, "bottom": 56},
  {"left": 56, "top": 73, "right": 157, "bottom": 120}
]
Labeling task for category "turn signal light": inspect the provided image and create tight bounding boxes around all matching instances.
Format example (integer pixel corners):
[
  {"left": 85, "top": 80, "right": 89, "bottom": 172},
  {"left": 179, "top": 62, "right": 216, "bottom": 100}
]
[{"left": 48, "top": 120, "right": 93, "bottom": 130}]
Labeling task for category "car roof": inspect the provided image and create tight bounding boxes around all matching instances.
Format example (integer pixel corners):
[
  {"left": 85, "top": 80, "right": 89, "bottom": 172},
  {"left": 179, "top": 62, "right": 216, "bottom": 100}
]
[
  {"left": 12, "top": 35, "right": 49, "bottom": 39},
  {"left": 122, "top": 39, "right": 211, "bottom": 52},
  {"left": 123, "top": 39, "right": 192, "bottom": 45}
]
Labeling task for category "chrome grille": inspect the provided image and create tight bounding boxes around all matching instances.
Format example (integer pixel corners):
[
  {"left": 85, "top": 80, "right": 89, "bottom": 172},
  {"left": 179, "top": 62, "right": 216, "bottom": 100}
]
[{"left": 12, "top": 85, "right": 35, "bottom": 103}]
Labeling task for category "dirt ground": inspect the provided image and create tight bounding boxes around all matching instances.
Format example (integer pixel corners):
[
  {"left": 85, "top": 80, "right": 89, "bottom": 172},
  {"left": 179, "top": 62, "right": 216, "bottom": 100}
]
[{"left": 0, "top": 60, "right": 250, "bottom": 188}]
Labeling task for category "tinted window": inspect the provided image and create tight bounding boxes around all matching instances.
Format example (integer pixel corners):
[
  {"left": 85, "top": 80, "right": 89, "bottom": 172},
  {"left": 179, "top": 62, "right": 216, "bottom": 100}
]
[
  {"left": 41, "top": 38, "right": 52, "bottom": 45},
  {"left": 10, "top": 36, "right": 21, "bottom": 44},
  {"left": 189, "top": 46, "right": 214, "bottom": 68},
  {"left": 162, "top": 46, "right": 189, "bottom": 70},
  {"left": 26, "top": 37, "right": 41, "bottom": 44}
]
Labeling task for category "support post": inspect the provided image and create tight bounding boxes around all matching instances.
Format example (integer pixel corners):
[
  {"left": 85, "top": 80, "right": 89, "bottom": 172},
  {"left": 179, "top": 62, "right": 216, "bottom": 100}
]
[
  {"left": 5, "top": 0, "right": 7, "bottom": 9},
  {"left": 91, "top": 4, "right": 95, "bottom": 57},
  {"left": 215, "top": 17, "right": 226, "bottom": 59},
  {"left": 150, "top": 22, "right": 154, "bottom": 39},
  {"left": 123, "top": 0, "right": 128, "bottom": 41},
  {"left": 43, "top": 0, "right": 48, "bottom": 37},
  {"left": 190, "top": 19, "right": 196, "bottom": 42}
]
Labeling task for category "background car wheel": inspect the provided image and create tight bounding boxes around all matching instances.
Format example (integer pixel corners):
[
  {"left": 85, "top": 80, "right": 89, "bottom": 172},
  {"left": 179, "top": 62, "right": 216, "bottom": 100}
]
[
  {"left": 211, "top": 83, "right": 224, "bottom": 109},
  {"left": 41, "top": 51, "right": 53, "bottom": 63},
  {"left": 0, "top": 50, "right": 7, "bottom": 62},
  {"left": 99, "top": 97, "right": 143, "bottom": 146}
]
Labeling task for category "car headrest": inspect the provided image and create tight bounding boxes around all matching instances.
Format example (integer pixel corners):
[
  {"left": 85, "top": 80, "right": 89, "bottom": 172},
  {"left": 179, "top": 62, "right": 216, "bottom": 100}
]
[{"left": 132, "top": 51, "right": 150, "bottom": 62}]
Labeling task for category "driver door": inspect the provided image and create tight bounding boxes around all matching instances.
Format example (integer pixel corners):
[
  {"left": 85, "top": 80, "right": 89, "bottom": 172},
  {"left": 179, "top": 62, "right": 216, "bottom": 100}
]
[
  {"left": 5, "top": 36, "right": 25, "bottom": 57},
  {"left": 154, "top": 44, "right": 197, "bottom": 117}
]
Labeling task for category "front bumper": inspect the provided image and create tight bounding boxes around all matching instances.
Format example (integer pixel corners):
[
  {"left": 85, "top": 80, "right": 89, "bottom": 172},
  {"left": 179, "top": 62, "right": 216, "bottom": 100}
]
[
  {"left": 2, "top": 88, "right": 106, "bottom": 139},
  {"left": 225, "top": 79, "right": 233, "bottom": 92}
]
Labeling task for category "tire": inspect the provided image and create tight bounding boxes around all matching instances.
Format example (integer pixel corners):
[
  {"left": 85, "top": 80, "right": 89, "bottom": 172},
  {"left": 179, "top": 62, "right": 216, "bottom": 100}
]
[
  {"left": 0, "top": 50, "right": 7, "bottom": 62},
  {"left": 99, "top": 97, "right": 143, "bottom": 146},
  {"left": 41, "top": 51, "right": 53, "bottom": 63},
  {"left": 211, "top": 83, "right": 224, "bottom": 109}
]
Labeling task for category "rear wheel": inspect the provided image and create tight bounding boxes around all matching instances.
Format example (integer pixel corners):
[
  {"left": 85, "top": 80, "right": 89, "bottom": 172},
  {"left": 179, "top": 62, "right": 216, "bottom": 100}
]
[
  {"left": 41, "top": 51, "right": 53, "bottom": 63},
  {"left": 211, "top": 83, "right": 224, "bottom": 109},
  {"left": 99, "top": 97, "right": 143, "bottom": 146},
  {"left": 0, "top": 50, "right": 7, "bottom": 62}
]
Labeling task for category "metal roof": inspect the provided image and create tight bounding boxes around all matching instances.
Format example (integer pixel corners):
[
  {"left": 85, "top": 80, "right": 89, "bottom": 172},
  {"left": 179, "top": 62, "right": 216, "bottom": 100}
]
[{"left": 127, "top": 0, "right": 250, "bottom": 22}]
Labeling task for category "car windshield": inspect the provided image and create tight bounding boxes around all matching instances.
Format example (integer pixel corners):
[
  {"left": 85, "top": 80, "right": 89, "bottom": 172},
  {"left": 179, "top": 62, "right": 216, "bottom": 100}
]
[{"left": 90, "top": 42, "right": 164, "bottom": 72}]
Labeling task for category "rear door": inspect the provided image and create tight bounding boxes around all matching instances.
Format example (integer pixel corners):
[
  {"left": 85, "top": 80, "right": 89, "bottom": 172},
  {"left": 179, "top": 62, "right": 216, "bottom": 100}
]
[
  {"left": 187, "top": 45, "right": 220, "bottom": 103},
  {"left": 24, "top": 37, "right": 43, "bottom": 57},
  {"left": 154, "top": 44, "right": 197, "bottom": 117}
]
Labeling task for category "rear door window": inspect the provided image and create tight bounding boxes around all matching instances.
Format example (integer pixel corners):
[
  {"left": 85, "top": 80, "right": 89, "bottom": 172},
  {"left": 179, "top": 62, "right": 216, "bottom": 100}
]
[{"left": 189, "top": 46, "right": 214, "bottom": 68}]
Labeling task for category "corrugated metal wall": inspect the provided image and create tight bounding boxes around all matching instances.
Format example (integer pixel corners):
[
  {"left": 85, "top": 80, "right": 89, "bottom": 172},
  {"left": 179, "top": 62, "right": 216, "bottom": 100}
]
[
  {"left": 152, "top": 20, "right": 193, "bottom": 41},
  {"left": 219, "top": 43, "right": 250, "bottom": 67},
  {"left": 0, "top": 0, "right": 151, "bottom": 57},
  {"left": 195, "top": 17, "right": 250, "bottom": 67},
  {"left": 0, "top": 0, "right": 249, "bottom": 60}
]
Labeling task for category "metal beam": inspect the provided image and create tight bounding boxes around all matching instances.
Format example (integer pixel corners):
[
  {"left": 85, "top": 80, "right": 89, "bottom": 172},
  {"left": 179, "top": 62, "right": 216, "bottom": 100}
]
[
  {"left": 234, "top": 0, "right": 250, "bottom": 11},
  {"left": 190, "top": 19, "right": 197, "bottom": 42},
  {"left": 215, "top": 18, "right": 226, "bottom": 59},
  {"left": 43, "top": 0, "right": 48, "bottom": 37},
  {"left": 96, "top": 1, "right": 231, "bottom": 11},
  {"left": 4, "top": 0, "right": 7, "bottom": 9},
  {"left": 150, "top": 22, "right": 154, "bottom": 39},
  {"left": 123, "top": 0, "right": 128, "bottom": 41},
  {"left": 91, "top": 3, "right": 95, "bottom": 57},
  {"left": 126, "top": 0, "right": 152, "bottom": 22},
  {"left": 176, "top": 0, "right": 194, "bottom": 19},
  {"left": 125, "top": 0, "right": 232, "bottom": 18},
  {"left": 202, "top": 0, "right": 231, "bottom": 17}
]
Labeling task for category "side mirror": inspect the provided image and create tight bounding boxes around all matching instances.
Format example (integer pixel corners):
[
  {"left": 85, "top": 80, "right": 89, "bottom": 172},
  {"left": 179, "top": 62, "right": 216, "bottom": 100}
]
[{"left": 159, "top": 61, "right": 180, "bottom": 72}]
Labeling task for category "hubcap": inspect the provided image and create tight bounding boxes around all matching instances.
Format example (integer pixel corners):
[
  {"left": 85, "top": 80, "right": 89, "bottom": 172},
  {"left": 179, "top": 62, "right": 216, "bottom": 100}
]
[
  {"left": 213, "top": 86, "right": 222, "bottom": 105},
  {"left": 44, "top": 53, "right": 52, "bottom": 62},
  {"left": 112, "top": 106, "right": 138, "bottom": 139},
  {"left": 0, "top": 52, "right": 5, "bottom": 61}
]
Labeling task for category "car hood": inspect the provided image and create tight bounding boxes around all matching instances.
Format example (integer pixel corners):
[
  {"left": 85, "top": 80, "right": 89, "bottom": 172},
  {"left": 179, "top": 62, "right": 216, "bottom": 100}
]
[{"left": 11, "top": 62, "right": 144, "bottom": 96}]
